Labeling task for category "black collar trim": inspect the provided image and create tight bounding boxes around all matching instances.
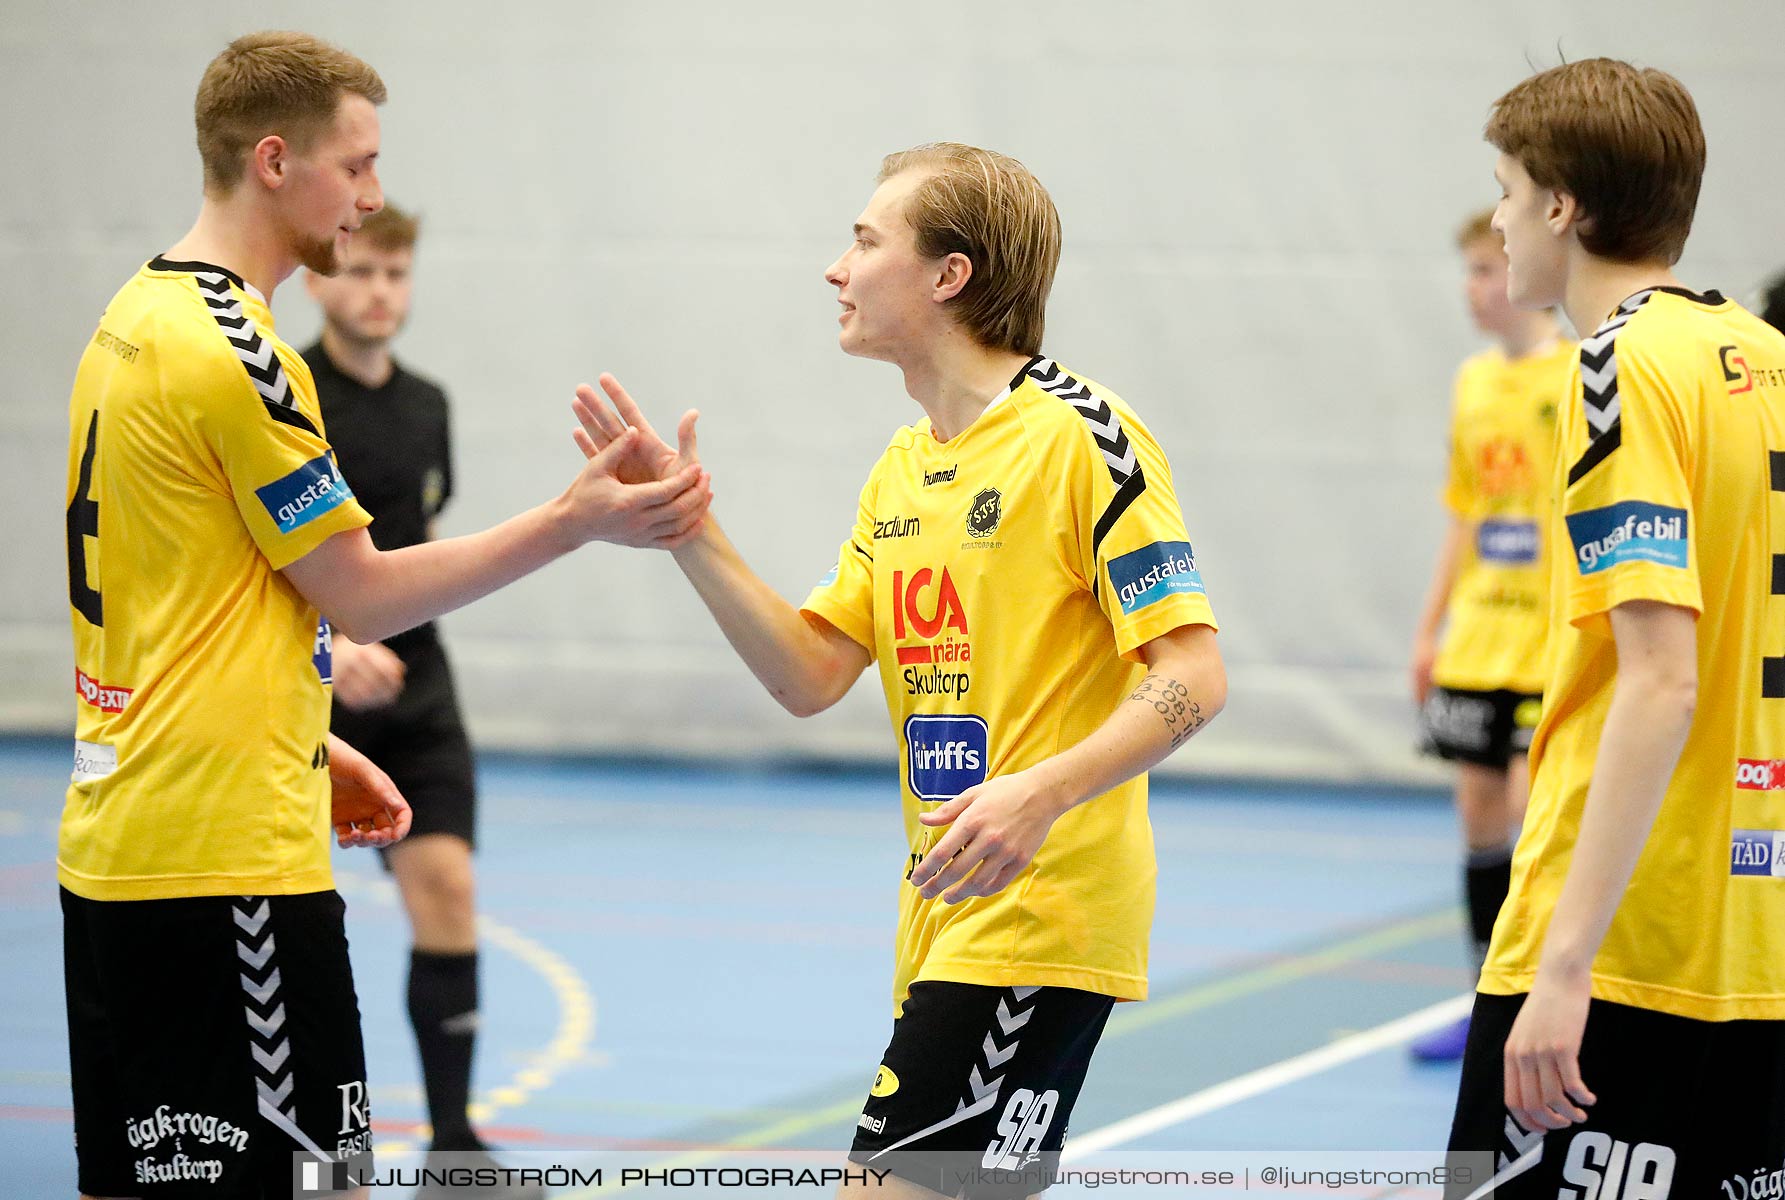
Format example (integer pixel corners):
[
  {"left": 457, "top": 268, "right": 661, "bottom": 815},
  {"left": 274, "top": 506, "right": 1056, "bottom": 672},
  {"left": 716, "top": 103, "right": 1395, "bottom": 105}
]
[{"left": 148, "top": 256, "right": 246, "bottom": 290}]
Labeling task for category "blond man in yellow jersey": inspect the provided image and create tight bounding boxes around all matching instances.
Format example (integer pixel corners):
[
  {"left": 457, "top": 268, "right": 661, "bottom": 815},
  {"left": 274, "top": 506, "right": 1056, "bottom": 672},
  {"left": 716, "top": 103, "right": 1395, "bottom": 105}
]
[
  {"left": 571, "top": 144, "right": 1225, "bottom": 1199},
  {"left": 1444, "top": 59, "right": 1785, "bottom": 1195},
  {"left": 61, "top": 32, "right": 708, "bottom": 1200},
  {"left": 1408, "top": 212, "right": 1572, "bottom": 1062}
]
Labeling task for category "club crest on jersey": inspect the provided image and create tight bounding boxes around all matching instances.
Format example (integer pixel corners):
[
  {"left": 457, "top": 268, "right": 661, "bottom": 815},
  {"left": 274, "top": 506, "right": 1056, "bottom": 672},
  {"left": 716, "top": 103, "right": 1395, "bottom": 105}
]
[
  {"left": 1477, "top": 520, "right": 1539, "bottom": 565},
  {"left": 257, "top": 454, "right": 354, "bottom": 534},
  {"left": 1732, "top": 830, "right": 1785, "bottom": 877},
  {"left": 1565, "top": 501, "right": 1687, "bottom": 575},
  {"left": 905, "top": 714, "right": 988, "bottom": 802},
  {"left": 1108, "top": 541, "right": 1206, "bottom": 615},
  {"left": 967, "top": 488, "right": 1003, "bottom": 539}
]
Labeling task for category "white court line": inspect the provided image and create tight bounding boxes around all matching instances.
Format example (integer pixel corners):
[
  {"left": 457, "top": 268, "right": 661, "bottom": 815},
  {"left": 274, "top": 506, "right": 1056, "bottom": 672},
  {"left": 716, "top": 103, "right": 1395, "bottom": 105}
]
[{"left": 1063, "top": 993, "right": 1475, "bottom": 1158}]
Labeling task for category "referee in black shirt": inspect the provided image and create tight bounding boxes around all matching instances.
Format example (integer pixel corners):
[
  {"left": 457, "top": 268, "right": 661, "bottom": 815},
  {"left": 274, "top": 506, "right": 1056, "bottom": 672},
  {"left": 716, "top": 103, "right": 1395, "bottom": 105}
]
[{"left": 304, "top": 204, "right": 538, "bottom": 1199}]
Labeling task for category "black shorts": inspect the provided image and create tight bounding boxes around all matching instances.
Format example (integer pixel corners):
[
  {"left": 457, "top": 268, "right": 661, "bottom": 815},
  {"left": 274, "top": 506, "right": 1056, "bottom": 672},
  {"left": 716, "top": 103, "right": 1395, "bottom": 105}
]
[
  {"left": 62, "top": 888, "right": 374, "bottom": 1198},
  {"left": 331, "top": 636, "right": 478, "bottom": 856},
  {"left": 1445, "top": 991, "right": 1785, "bottom": 1198},
  {"left": 1422, "top": 687, "right": 1541, "bottom": 769},
  {"left": 848, "top": 982, "right": 1115, "bottom": 1198}
]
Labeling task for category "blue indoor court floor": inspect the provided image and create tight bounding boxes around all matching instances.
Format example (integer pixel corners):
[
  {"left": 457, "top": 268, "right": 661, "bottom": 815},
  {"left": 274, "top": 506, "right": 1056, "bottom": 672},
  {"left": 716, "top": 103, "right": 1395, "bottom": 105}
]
[{"left": 0, "top": 738, "right": 1477, "bottom": 1197}]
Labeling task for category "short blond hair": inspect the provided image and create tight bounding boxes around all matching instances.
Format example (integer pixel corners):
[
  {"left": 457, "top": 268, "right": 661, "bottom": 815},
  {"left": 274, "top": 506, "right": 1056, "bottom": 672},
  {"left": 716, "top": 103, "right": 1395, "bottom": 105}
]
[
  {"left": 877, "top": 143, "right": 1060, "bottom": 355},
  {"left": 356, "top": 202, "right": 420, "bottom": 252},
  {"left": 1485, "top": 58, "right": 1704, "bottom": 265},
  {"left": 1455, "top": 209, "right": 1500, "bottom": 251},
  {"left": 195, "top": 31, "right": 386, "bottom": 193}
]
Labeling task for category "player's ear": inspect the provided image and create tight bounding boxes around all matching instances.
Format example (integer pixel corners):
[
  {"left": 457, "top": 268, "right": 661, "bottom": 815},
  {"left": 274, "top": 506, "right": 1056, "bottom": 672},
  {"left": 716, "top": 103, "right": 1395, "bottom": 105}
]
[
  {"left": 251, "top": 135, "right": 289, "bottom": 191},
  {"left": 933, "top": 252, "right": 972, "bottom": 304},
  {"left": 1547, "top": 188, "right": 1583, "bottom": 240}
]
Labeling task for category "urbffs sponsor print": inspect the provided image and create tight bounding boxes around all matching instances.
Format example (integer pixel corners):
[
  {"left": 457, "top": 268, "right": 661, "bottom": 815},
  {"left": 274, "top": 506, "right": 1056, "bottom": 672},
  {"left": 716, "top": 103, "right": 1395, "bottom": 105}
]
[{"left": 127, "top": 1104, "right": 250, "bottom": 1185}]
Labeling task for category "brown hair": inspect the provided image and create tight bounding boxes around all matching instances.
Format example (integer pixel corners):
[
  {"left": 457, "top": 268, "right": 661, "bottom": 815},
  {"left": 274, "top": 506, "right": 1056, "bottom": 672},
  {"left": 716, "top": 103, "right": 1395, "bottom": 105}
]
[
  {"left": 1455, "top": 209, "right": 1500, "bottom": 251},
  {"left": 195, "top": 31, "right": 386, "bottom": 193},
  {"left": 355, "top": 202, "right": 419, "bottom": 251},
  {"left": 1484, "top": 58, "right": 1704, "bottom": 265},
  {"left": 877, "top": 143, "right": 1061, "bottom": 355}
]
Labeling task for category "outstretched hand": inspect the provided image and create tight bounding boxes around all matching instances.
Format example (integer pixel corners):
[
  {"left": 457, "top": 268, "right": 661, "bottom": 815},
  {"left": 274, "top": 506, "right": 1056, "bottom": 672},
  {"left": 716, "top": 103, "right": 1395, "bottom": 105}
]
[
  {"left": 572, "top": 373, "right": 702, "bottom": 485},
  {"left": 558, "top": 414, "right": 710, "bottom": 551},
  {"left": 327, "top": 734, "right": 412, "bottom": 849}
]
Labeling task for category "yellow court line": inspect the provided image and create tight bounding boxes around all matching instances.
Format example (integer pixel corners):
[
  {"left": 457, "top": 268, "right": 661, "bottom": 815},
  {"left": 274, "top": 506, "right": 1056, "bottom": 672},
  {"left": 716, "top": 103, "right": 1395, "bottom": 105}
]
[
  {"left": 1105, "top": 907, "right": 1461, "bottom": 1038},
  {"left": 336, "top": 875, "right": 597, "bottom": 1156},
  {"left": 555, "top": 906, "right": 1459, "bottom": 1197}
]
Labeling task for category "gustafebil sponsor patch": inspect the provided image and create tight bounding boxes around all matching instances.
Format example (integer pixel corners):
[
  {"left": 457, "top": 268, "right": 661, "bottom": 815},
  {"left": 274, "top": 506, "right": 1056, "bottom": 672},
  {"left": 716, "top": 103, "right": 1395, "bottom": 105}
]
[
  {"left": 1108, "top": 541, "right": 1205, "bottom": 616},
  {"left": 1565, "top": 501, "right": 1688, "bottom": 575},
  {"left": 904, "top": 713, "right": 987, "bottom": 802},
  {"left": 256, "top": 454, "right": 354, "bottom": 534}
]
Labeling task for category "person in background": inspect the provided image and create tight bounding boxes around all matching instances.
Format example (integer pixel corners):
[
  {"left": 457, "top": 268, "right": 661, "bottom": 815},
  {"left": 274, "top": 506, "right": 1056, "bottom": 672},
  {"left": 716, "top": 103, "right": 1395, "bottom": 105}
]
[
  {"left": 305, "top": 203, "right": 536, "bottom": 1199},
  {"left": 1408, "top": 210, "right": 1573, "bottom": 1062}
]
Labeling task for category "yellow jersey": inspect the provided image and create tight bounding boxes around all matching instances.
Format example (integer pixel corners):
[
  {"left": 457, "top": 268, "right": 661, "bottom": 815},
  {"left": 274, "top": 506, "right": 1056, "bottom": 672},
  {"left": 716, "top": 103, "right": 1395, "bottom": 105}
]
[
  {"left": 1481, "top": 288, "right": 1785, "bottom": 1020},
  {"left": 802, "top": 356, "right": 1218, "bottom": 1013},
  {"left": 1432, "top": 340, "right": 1574, "bottom": 694},
  {"left": 60, "top": 258, "right": 372, "bottom": 901}
]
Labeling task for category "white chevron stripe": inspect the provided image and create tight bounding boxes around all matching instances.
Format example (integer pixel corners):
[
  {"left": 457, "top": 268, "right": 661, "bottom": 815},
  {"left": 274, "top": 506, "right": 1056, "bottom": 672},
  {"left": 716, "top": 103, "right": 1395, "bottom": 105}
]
[
  {"left": 1586, "top": 396, "right": 1621, "bottom": 434},
  {"left": 869, "top": 1089, "right": 1000, "bottom": 1159},
  {"left": 982, "top": 1031, "right": 1019, "bottom": 1069},
  {"left": 246, "top": 1001, "right": 287, "bottom": 1038},
  {"left": 1501, "top": 1113, "right": 1543, "bottom": 1161},
  {"left": 240, "top": 967, "right": 281, "bottom": 1005},
  {"left": 1580, "top": 358, "right": 1617, "bottom": 395},
  {"left": 195, "top": 274, "right": 295, "bottom": 410},
  {"left": 966, "top": 1064, "right": 1000, "bottom": 1102},
  {"left": 1103, "top": 445, "right": 1139, "bottom": 478},
  {"left": 1074, "top": 407, "right": 1122, "bottom": 440},
  {"left": 252, "top": 1039, "right": 291, "bottom": 1073},
  {"left": 234, "top": 336, "right": 277, "bottom": 371},
  {"left": 258, "top": 1099, "right": 329, "bottom": 1160},
  {"left": 233, "top": 901, "right": 270, "bottom": 936},
  {"left": 1011, "top": 985, "right": 1040, "bottom": 1002},
  {"left": 995, "top": 996, "right": 1033, "bottom": 1036},
  {"left": 257, "top": 1074, "right": 294, "bottom": 1107},
  {"left": 1582, "top": 318, "right": 1630, "bottom": 352},
  {"left": 237, "top": 936, "right": 275, "bottom": 971},
  {"left": 255, "top": 374, "right": 292, "bottom": 406},
  {"left": 237, "top": 934, "right": 276, "bottom": 969},
  {"left": 1462, "top": 1144, "right": 1543, "bottom": 1200}
]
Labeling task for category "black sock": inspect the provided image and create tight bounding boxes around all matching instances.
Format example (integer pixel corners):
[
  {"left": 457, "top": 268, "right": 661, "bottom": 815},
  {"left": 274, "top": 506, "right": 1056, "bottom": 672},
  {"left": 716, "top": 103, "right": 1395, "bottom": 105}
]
[
  {"left": 409, "top": 948, "right": 482, "bottom": 1152},
  {"left": 1463, "top": 846, "right": 1514, "bottom": 971}
]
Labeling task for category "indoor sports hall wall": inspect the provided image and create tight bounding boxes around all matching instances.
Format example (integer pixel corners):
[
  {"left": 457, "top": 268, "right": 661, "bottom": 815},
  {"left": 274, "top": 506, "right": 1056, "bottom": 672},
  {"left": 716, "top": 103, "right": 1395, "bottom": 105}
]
[{"left": 4, "top": 1, "right": 1782, "bottom": 782}]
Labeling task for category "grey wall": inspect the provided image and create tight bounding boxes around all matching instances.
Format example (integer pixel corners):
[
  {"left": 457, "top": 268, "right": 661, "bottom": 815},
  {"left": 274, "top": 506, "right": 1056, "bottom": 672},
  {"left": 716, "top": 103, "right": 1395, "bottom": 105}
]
[{"left": 6, "top": 0, "right": 1783, "bottom": 781}]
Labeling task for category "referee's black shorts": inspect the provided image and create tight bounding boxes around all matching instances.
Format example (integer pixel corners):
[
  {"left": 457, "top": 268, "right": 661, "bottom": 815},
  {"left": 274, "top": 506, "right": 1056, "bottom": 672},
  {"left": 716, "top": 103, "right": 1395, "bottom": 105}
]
[{"left": 331, "top": 634, "right": 478, "bottom": 855}]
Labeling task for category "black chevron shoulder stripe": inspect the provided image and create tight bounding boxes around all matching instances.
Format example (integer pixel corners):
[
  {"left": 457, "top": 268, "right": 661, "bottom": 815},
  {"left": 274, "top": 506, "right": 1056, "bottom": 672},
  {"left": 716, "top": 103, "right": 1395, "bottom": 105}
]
[
  {"left": 1568, "top": 289, "right": 1657, "bottom": 485},
  {"left": 1023, "top": 358, "right": 1149, "bottom": 560},
  {"left": 191, "top": 271, "right": 318, "bottom": 437}
]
